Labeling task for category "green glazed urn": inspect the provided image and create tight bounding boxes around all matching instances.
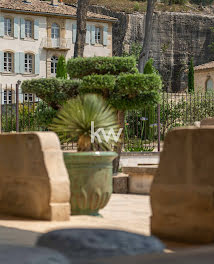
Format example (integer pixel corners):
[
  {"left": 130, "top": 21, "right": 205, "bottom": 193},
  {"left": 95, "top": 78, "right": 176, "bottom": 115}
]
[{"left": 63, "top": 151, "right": 117, "bottom": 216}]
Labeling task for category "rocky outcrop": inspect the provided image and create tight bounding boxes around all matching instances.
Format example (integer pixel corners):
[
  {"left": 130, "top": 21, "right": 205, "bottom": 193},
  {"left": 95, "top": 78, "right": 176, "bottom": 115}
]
[{"left": 90, "top": 6, "right": 214, "bottom": 92}]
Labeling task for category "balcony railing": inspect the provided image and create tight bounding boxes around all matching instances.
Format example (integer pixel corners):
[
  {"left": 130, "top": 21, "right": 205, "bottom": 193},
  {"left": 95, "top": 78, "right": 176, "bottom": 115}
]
[{"left": 41, "top": 38, "right": 72, "bottom": 50}]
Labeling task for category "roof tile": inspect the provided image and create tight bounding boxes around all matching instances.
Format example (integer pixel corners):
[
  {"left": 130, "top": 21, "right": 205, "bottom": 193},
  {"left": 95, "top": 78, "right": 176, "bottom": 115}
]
[{"left": 0, "top": 0, "right": 116, "bottom": 21}]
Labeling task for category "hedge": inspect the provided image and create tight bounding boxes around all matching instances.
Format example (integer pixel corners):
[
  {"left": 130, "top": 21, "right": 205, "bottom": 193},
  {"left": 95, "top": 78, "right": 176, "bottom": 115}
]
[
  {"left": 21, "top": 78, "right": 81, "bottom": 110},
  {"left": 67, "top": 56, "right": 138, "bottom": 78},
  {"left": 109, "top": 73, "right": 162, "bottom": 110},
  {"left": 80, "top": 75, "right": 116, "bottom": 98}
]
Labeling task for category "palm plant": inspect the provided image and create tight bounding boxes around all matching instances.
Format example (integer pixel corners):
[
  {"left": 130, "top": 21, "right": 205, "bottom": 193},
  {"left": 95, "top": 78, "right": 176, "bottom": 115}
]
[{"left": 50, "top": 94, "right": 119, "bottom": 151}]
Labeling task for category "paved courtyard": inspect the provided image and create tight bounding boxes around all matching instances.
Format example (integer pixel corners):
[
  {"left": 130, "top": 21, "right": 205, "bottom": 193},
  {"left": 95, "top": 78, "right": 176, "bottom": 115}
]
[
  {"left": 0, "top": 194, "right": 207, "bottom": 251},
  {"left": 0, "top": 194, "right": 150, "bottom": 246}
]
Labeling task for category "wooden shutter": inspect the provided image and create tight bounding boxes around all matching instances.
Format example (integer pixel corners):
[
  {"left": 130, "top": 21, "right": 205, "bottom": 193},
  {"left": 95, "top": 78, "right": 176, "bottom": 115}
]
[
  {"left": 72, "top": 23, "right": 77, "bottom": 43},
  {"left": 14, "top": 52, "right": 20, "bottom": 73},
  {"left": 103, "top": 26, "right": 108, "bottom": 46},
  {"left": 14, "top": 18, "right": 19, "bottom": 38},
  {"left": 91, "top": 25, "right": 95, "bottom": 45},
  {"left": 19, "top": 52, "right": 25, "bottom": 73},
  {"left": 0, "top": 16, "right": 4, "bottom": 37},
  {"left": 35, "top": 54, "right": 40, "bottom": 75},
  {"left": 0, "top": 51, "right": 4, "bottom": 72},
  {"left": 20, "top": 18, "right": 25, "bottom": 39},
  {"left": 34, "top": 19, "right": 39, "bottom": 40},
  {"left": 86, "top": 25, "right": 90, "bottom": 44}
]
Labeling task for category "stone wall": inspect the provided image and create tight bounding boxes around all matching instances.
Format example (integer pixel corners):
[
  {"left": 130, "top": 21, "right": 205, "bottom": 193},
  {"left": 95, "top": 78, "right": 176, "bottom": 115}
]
[{"left": 89, "top": 6, "right": 214, "bottom": 92}]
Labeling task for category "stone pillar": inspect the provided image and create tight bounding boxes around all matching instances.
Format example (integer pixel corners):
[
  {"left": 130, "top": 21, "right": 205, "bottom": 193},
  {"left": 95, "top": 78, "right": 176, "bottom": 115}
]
[
  {"left": 151, "top": 127, "right": 214, "bottom": 243},
  {"left": 0, "top": 132, "right": 70, "bottom": 221}
]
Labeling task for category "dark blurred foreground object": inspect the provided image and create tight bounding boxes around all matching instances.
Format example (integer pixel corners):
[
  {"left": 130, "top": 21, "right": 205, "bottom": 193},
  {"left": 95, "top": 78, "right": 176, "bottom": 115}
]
[
  {"left": 37, "top": 228, "right": 165, "bottom": 263},
  {"left": 0, "top": 245, "right": 69, "bottom": 264},
  {"left": 77, "top": 246, "right": 214, "bottom": 264}
]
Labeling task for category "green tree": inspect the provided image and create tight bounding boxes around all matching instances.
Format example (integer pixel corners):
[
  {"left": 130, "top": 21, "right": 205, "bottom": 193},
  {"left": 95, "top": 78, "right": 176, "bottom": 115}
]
[
  {"left": 144, "top": 58, "right": 157, "bottom": 74},
  {"left": 67, "top": 56, "right": 162, "bottom": 173},
  {"left": 56, "top": 55, "right": 67, "bottom": 79},
  {"left": 188, "top": 58, "right": 194, "bottom": 93}
]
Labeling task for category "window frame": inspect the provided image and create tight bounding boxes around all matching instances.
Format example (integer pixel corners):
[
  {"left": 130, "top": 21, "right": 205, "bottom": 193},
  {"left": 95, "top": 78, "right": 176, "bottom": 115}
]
[
  {"left": 25, "top": 19, "right": 33, "bottom": 39},
  {"left": 4, "top": 17, "right": 13, "bottom": 37},
  {"left": 51, "top": 55, "right": 58, "bottom": 76},
  {"left": 3, "top": 51, "right": 14, "bottom": 73},
  {"left": 3, "top": 90, "right": 12, "bottom": 105},
  {"left": 95, "top": 26, "right": 103, "bottom": 45},
  {"left": 24, "top": 53, "right": 34, "bottom": 74}
]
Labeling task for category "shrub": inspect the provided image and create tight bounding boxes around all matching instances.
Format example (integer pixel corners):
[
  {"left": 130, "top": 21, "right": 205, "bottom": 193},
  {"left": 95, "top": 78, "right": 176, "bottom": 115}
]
[
  {"left": 144, "top": 58, "right": 157, "bottom": 74},
  {"left": 21, "top": 78, "right": 81, "bottom": 110},
  {"left": 188, "top": 58, "right": 194, "bottom": 93},
  {"left": 80, "top": 75, "right": 116, "bottom": 97},
  {"left": 109, "top": 73, "right": 162, "bottom": 110},
  {"left": 56, "top": 55, "right": 67, "bottom": 79},
  {"left": 50, "top": 94, "right": 119, "bottom": 151},
  {"left": 67, "top": 56, "right": 138, "bottom": 78}
]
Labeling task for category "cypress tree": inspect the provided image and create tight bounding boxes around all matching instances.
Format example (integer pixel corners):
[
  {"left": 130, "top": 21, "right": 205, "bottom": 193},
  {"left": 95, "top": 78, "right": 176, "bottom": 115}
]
[
  {"left": 144, "top": 58, "right": 158, "bottom": 75},
  {"left": 56, "top": 55, "right": 67, "bottom": 79},
  {"left": 188, "top": 58, "right": 194, "bottom": 93}
]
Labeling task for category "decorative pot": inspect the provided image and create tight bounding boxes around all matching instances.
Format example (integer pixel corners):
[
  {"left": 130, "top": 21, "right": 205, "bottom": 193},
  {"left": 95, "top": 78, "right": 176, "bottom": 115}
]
[{"left": 63, "top": 151, "right": 117, "bottom": 216}]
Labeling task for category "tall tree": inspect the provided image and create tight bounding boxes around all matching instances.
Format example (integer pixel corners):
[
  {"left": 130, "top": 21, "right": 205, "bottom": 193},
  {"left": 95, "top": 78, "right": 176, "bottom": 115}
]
[
  {"left": 138, "top": 0, "right": 157, "bottom": 73},
  {"left": 188, "top": 58, "right": 195, "bottom": 93},
  {"left": 74, "top": 0, "right": 90, "bottom": 58},
  {"left": 56, "top": 55, "right": 67, "bottom": 79}
]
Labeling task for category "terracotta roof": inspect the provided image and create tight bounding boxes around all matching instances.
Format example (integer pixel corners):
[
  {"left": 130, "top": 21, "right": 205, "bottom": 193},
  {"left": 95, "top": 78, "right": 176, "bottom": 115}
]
[
  {"left": 0, "top": 0, "right": 116, "bottom": 21},
  {"left": 194, "top": 61, "right": 214, "bottom": 71}
]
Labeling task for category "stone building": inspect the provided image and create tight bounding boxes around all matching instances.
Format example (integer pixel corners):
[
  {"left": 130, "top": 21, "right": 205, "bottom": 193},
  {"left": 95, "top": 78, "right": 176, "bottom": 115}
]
[
  {"left": 194, "top": 61, "right": 214, "bottom": 92},
  {"left": 0, "top": 0, "right": 115, "bottom": 102}
]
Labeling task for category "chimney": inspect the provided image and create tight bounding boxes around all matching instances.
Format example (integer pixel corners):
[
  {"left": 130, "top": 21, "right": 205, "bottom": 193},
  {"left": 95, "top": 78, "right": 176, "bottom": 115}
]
[{"left": 51, "top": 0, "right": 58, "bottom": 6}]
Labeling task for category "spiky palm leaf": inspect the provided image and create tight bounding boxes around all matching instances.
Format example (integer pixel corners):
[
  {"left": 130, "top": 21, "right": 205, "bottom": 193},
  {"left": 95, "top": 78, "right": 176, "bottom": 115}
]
[{"left": 50, "top": 94, "right": 119, "bottom": 151}]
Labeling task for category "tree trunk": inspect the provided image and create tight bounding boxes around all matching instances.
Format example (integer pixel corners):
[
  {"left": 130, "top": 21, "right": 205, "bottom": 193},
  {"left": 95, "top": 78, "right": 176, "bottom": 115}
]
[
  {"left": 74, "top": 0, "right": 90, "bottom": 58},
  {"left": 138, "top": 0, "right": 156, "bottom": 73},
  {"left": 113, "top": 111, "right": 125, "bottom": 175}
]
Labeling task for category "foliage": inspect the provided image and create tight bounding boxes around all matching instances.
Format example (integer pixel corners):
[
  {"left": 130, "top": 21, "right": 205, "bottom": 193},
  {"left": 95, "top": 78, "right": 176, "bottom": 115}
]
[
  {"left": 21, "top": 78, "right": 80, "bottom": 110},
  {"left": 56, "top": 55, "right": 67, "bottom": 79},
  {"left": 34, "top": 102, "right": 57, "bottom": 130},
  {"left": 188, "top": 58, "right": 194, "bottom": 93},
  {"left": 109, "top": 73, "right": 162, "bottom": 110},
  {"left": 2, "top": 104, "right": 36, "bottom": 132},
  {"left": 122, "top": 42, "right": 142, "bottom": 63},
  {"left": 190, "top": 0, "right": 214, "bottom": 5},
  {"left": 50, "top": 94, "right": 119, "bottom": 151},
  {"left": 1, "top": 103, "right": 57, "bottom": 132},
  {"left": 144, "top": 58, "right": 158, "bottom": 74},
  {"left": 80, "top": 75, "right": 116, "bottom": 97},
  {"left": 67, "top": 56, "right": 138, "bottom": 78}
]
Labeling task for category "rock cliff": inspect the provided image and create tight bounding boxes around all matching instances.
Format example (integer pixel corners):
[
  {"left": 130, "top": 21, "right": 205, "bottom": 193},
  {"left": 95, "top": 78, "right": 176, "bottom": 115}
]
[{"left": 90, "top": 6, "right": 214, "bottom": 92}]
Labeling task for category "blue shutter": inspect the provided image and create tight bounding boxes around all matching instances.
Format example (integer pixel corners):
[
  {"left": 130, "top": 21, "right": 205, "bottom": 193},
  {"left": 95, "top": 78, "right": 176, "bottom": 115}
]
[
  {"left": 35, "top": 54, "right": 40, "bottom": 75},
  {"left": 19, "top": 52, "right": 25, "bottom": 74},
  {"left": 0, "top": 16, "right": 4, "bottom": 37},
  {"left": 14, "top": 18, "right": 19, "bottom": 38},
  {"left": 14, "top": 52, "right": 20, "bottom": 73},
  {"left": 103, "top": 26, "right": 108, "bottom": 46},
  {"left": 19, "top": 93, "right": 24, "bottom": 104},
  {"left": 20, "top": 18, "right": 25, "bottom": 39},
  {"left": 0, "top": 51, "right": 3, "bottom": 72},
  {"left": 86, "top": 25, "right": 90, "bottom": 44},
  {"left": 72, "top": 23, "right": 77, "bottom": 43},
  {"left": 34, "top": 19, "right": 39, "bottom": 40},
  {"left": 91, "top": 25, "right": 95, "bottom": 45}
]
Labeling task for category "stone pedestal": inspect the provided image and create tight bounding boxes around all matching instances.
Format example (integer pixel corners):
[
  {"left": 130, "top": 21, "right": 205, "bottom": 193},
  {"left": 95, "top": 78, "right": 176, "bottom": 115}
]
[
  {"left": 123, "top": 166, "right": 157, "bottom": 194},
  {"left": 113, "top": 173, "right": 128, "bottom": 194},
  {"left": 0, "top": 132, "right": 70, "bottom": 221},
  {"left": 151, "top": 126, "right": 214, "bottom": 243}
]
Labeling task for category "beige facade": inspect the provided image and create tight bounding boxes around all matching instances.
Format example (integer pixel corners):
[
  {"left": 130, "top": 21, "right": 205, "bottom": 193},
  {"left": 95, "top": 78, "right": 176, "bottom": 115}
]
[
  {"left": 194, "top": 62, "right": 214, "bottom": 92},
  {"left": 0, "top": 0, "right": 115, "bottom": 92}
]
